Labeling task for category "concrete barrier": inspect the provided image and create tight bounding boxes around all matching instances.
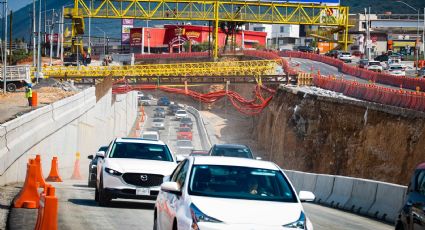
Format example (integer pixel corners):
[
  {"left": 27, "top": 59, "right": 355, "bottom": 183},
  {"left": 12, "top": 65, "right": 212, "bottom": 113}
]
[
  {"left": 367, "top": 182, "right": 406, "bottom": 223},
  {"left": 313, "top": 174, "right": 335, "bottom": 204},
  {"left": 290, "top": 171, "right": 305, "bottom": 192},
  {"left": 301, "top": 173, "right": 317, "bottom": 193},
  {"left": 344, "top": 179, "right": 378, "bottom": 215},
  {"left": 325, "top": 176, "right": 354, "bottom": 208},
  {"left": 187, "top": 106, "right": 211, "bottom": 150}
]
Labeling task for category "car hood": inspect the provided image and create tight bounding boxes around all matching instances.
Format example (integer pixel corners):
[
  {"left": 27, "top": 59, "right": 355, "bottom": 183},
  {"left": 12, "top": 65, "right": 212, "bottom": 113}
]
[
  {"left": 190, "top": 196, "right": 303, "bottom": 225},
  {"left": 105, "top": 158, "right": 176, "bottom": 175}
]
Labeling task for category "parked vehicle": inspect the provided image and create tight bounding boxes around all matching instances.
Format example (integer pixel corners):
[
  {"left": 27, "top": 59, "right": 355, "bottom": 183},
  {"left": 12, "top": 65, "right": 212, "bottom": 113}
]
[
  {"left": 296, "top": 46, "right": 314, "bottom": 53},
  {"left": 386, "top": 64, "right": 406, "bottom": 76},
  {"left": 95, "top": 138, "right": 177, "bottom": 206},
  {"left": 0, "top": 66, "right": 31, "bottom": 92},
  {"left": 396, "top": 162, "right": 425, "bottom": 230},
  {"left": 152, "top": 118, "right": 165, "bottom": 130},
  {"left": 208, "top": 144, "right": 261, "bottom": 159},
  {"left": 179, "top": 117, "right": 193, "bottom": 129},
  {"left": 177, "top": 127, "right": 193, "bottom": 140},
  {"left": 175, "top": 139, "right": 194, "bottom": 155},
  {"left": 157, "top": 97, "right": 170, "bottom": 106},
  {"left": 154, "top": 156, "right": 315, "bottom": 230},
  {"left": 141, "top": 131, "right": 160, "bottom": 141},
  {"left": 175, "top": 109, "right": 188, "bottom": 120},
  {"left": 338, "top": 52, "right": 353, "bottom": 63},
  {"left": 358, "top": 59, "right": 369, "bottom": 68},
  {"left": 366, "top": 61, "right": 383, "bottom": 72},
  {"left": 87, "top": 146, "right": 109, "bottom": 187}
]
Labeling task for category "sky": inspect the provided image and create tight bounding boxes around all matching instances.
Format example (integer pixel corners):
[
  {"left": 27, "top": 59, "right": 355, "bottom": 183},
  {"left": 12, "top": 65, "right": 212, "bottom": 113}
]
[{"left": 9, "top": 0, "right": 32, "bottom": 12}]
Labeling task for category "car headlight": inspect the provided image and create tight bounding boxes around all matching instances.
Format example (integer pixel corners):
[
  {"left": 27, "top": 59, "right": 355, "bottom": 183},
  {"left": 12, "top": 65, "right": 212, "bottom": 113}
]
[
  {"left": 190, "top": 203, "right": 222, "bottom": 230},
  {"left": 283, "top": 212, "right": 306, "bottom": 229},
  {"left": 105, "top": 167, "right": 122, "bottom": 176}
]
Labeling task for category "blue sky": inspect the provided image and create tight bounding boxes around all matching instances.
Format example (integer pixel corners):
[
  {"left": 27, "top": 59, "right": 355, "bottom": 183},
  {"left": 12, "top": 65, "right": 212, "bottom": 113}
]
[{"left": 9, "top": 0, "right": 32, "bottom": 12}]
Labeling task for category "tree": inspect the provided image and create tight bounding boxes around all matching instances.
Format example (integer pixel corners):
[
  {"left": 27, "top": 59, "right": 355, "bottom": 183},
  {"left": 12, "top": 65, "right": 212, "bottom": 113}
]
[{"left": 219, "top": 21, "right": 244, "bottom": 52}]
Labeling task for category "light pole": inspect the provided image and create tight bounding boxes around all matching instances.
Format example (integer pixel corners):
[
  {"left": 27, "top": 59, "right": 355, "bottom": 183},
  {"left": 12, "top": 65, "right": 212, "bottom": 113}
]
[
  {"left": 33, "top": 0, "right": 36, "bottom": 67},
  {"left": 48, "top": 10, "right": 57, "bottom": 66},
  {"left": 2, "top": 0, "right": 8, "bottom": 94},
  {"left": 96, "top": 27, "right": 106, "bottom": 56},
  {"left": 396, "top": 1, "right": 420, "bottom": 73}
]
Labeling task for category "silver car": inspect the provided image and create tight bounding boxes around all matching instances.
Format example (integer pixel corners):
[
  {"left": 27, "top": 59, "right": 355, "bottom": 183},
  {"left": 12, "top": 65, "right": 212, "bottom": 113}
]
[
  {"left": 175, "top": 139, "right": 194, "bottom": 155},
  {"left": 152, "top": 118, "right": 165, "bottom": 130}
]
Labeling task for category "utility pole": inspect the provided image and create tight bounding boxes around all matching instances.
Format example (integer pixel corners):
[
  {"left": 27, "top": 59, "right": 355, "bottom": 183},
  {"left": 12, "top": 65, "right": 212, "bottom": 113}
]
[
  {"left": 8, "top": 10, "right": 11, "bottom": 65},
  {"left": 33, "top": 0, "right": 36, "bottom": 67},
  {"left": 36, "top": 0, "right": 42, "bottom": 82},
  {"left": 423, "top": 7, "right": 425, "bottom": 60},
  {"left": 60, "top": 6, "right": 64, "bottom": 62},
  {"left": 56, "top": 10, "right": 60, "bottom": 58},
  {"left": 2, "top": 0, "right": 8, "bottom": 94},
  {"left": 49, "top": 9, "right": 55, "bottom": 66},
  {"left": 88, "top": 0, "right": 91, "bottom": 56}
]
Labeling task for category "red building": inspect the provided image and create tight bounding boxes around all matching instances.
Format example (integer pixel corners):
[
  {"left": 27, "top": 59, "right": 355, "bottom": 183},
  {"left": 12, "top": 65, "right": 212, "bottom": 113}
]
[{"left": 130, "top": 24, "right": 266, "bottom": 53}]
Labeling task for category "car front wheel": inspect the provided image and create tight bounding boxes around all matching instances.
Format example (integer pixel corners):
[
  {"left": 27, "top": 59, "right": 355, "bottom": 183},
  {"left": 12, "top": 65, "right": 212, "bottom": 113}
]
[{"left": 97, "top": 176, "right": 111, "bottom": 206}]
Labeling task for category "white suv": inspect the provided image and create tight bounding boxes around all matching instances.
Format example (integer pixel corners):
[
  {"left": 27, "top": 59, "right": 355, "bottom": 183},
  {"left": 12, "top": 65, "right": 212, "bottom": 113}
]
[
  {"left": 175, "top": 109, "right": 188, "bottom": 120},
  {"left": 95, "top": 138, "right": 177, "bottom": 206}
]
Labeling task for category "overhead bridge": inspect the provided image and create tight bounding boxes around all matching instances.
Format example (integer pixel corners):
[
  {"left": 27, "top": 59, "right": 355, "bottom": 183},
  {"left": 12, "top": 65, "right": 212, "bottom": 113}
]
[{"left": 35, "top": 60, "right": 284, "bottom": 84}]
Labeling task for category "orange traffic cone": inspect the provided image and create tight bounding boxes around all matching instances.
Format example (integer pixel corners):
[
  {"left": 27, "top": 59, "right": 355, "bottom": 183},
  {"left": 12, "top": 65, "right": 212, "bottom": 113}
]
[
  {"left": 35, "top": 185, "right": 58, "bottom": 230},
  {"left": 35, "top": 155, "right": 46, "bottom": 188},
  {"left": 46, "top": 157, "right": 63, "bottom": 182},
  {"left": 13, "top": 159, "right": 40, "bottom": 209},
  {"left": 71, "top": 152, "right": 83, "bottom": 180}
]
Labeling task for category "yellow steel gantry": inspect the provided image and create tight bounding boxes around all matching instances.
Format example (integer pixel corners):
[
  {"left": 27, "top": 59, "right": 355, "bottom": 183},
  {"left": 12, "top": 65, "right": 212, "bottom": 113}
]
[
  {"left": 37, "top": 59, "right": 278, "bottom": 78},
  {"left": 67, "top": 0, "right": 350, "bottom": 58}
]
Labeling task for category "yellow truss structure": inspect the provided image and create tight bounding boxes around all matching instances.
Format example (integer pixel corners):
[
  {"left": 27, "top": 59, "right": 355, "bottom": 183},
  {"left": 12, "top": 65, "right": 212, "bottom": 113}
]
[
  {"left": 35, "top": 60, "right": 278, "bottom": 78},
  {"left": 67, "top": 0, "right": 350, "bottom": 58}
]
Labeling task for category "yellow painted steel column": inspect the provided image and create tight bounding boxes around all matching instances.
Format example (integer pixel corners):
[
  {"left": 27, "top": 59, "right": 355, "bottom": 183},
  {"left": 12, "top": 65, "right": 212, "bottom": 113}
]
[{"left": 213, "top": 1, "right": 219, "bottom": 60}]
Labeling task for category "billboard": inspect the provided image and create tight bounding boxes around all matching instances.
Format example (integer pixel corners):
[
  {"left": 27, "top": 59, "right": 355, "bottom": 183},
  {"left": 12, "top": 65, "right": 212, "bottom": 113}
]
[
  {"left": 122, "top": 19, "right": 134, "bottom": 45},
  {"left": 130, "top": 28, "right": 143, "bottom": 46}
]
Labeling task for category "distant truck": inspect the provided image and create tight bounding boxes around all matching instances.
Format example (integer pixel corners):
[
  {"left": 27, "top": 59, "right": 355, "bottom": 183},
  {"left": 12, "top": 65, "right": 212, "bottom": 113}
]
[{"left": 0, "top": 65, "right": 31, "bottom": 92}]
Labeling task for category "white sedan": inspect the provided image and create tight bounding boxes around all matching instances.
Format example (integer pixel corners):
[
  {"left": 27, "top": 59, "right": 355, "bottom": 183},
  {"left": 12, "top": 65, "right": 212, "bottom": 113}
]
[{"left": 154, "top": 156, "right": 315, "bottom": 230}]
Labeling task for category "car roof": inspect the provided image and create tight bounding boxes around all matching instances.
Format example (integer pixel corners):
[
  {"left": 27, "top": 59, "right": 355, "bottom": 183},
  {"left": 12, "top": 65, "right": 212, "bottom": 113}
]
[
  {"left": 142, "top": 131, "right": 159, "bottom": 135},
  {"left": 192, "top": 156, "right": 277, "bottom": 170},
  {"left": 115, "top": 137, "right": 165, "bottom": 145},
  {"left": 417, "top": 162, "right": 425, "bottom": 170},
  {"left": 213, "top": 144, "right": 249, "bottom": 149}
]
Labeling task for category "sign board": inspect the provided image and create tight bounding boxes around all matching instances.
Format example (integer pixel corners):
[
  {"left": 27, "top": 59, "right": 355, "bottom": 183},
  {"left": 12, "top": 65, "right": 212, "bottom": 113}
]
[
  {"left": 45, "top": 34, "right": 58, "bottom": 43},
  {"left": 122, "top": 19, "right": 134, "bottom": 45},
  {"left": 130, "top": 28, "right": 143, "bottom": 46}
]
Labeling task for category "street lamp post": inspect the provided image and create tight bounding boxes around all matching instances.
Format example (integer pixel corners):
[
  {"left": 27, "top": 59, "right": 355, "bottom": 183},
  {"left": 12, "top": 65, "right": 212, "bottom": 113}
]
[
  {"left": 2, "top": 0, "right": 8, "bottom": 94},
  {"left": 396, "top": 1, "right": 420, "bottom": 73},
  {"left": 96, "top": 27, "right": 106, "bottom": 57}
]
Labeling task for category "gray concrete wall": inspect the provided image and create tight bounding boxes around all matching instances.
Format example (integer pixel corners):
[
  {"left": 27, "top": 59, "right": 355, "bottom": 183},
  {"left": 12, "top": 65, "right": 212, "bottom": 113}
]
[{"left": 0, "top": 88, "right": 138, "bottom": 186}]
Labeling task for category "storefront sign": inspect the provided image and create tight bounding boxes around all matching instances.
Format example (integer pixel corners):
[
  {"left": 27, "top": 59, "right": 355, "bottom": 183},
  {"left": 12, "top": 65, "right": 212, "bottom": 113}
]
[{"left": 130, "top": 28, "right": 143, "bottom": 46}]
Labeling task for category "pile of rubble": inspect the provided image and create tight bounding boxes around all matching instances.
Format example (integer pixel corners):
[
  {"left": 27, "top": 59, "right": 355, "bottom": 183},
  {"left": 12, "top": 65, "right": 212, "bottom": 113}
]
[{"left": 33, "top": 78, "right": 79, "bottom": 92}]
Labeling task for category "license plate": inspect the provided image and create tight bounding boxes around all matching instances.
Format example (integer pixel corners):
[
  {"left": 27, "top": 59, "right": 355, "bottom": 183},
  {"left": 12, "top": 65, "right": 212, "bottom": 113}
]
[{"left": 136, "top": 188, "right": 150, "bottom": 196}]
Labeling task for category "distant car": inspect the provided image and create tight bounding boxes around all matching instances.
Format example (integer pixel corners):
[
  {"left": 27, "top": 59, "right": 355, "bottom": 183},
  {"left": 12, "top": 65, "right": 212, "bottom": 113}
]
[
  {"left": 154, "top": 156, "right": 315, "bottom": 230},
  {"left": 179, "top": 117, "right": 193, "bottom": 129},
  {"left": 338, "top": 52, "right": 353, "bottom": 63},
  {"left": 325, "top": 50, "right": 342, "bottom": 58},
  {"left": 189, "top": 150, "right": 209, "bottom": 156},
  {"left": 351, "top": 50, "right": 363, "bottom": 57},
  {"left": 175, "top": 109, "right": 188, "bottom": 120},
  {"left": 396, "top": 162, "right": 425, "bottom": 230},
  {"left": 366, "top": 61, "right": 383, "bottom": 72},
  {"left": 388, "top": 55, "right": 403, "bottom": 66},
  {"left": 87, "top": 146, "right": 109, "bottom": 187},
  {"left": 177, "top": 127, "right": 193, "bottom": 140},
  {"left": 208, "top": 144, "right": 260, "bottom": 159},
  {"left": 296, "top": 46, "right": 314, "bottom": 53},
  {"left": 386, "top": 64, "right": 406, "bottom": 76},
  {"left": 139, "top": 95, "right": 152, "bottom": 106},
  {"left": 175, "top": 139, "right": 194, "bottom": 155},
  {"left": 419, "top": 67, "right": 425, "bottom": 78},
  {"left": 157, "top": 97, "right": 170, "bottom": 106},
  {"left": 374, "top": 54, "right": 389, "bottom": 62},
  {"left": 141, "top": 131, "right": 160, "bottom": 141},
  {"left": 358, "top": 59, "right": 369, "bottom": 68},
  {"left": 154, "top": 108, "right": 166, "bottom": 118},
  {"left": 152, "top": 118, "right": 165, "bottom": 130}
]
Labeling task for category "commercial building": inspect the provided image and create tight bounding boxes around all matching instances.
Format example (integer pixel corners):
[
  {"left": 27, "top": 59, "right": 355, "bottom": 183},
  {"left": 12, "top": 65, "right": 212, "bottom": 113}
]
[{"left": 246, "top": 24, "right": 300, "bottom": 50}]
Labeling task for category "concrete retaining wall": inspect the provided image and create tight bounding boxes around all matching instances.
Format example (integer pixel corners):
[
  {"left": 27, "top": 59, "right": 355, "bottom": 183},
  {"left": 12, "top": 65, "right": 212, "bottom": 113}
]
[
  {"left": 0, "top": 88, "right": 138, "bottom": 186},
  {"left": 287, "top": 170, "right": 407, "bottom": 223}
]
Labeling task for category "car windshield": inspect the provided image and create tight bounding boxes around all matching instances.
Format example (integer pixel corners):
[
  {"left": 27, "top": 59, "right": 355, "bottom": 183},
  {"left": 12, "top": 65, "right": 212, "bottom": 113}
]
[
  {"left": 177, "top": 141, "right": 192, "bottom": 147},
  {"left": 189, "top": 165, "right": 297, "bottom": 202},
  {"left": 109, "top": 142, "right": 173, "bottom": 161},
  {"left": 211, "top": 146, "right": 254, "bottom": 158},
  {"left": 390, "top": 66, "right": 403, "bottom": 70},
  {"left": 140, "top": 96, "right": 150, "bottom": 100},
  {"left": 369, "top": 62, "right": 380, "bottom": 66},
  {"left": 342, "top": 53, "right": 351, "bottom": 55},
  {"left": 176, "top": 111, "right": 187, "bottom": 115},
  {"left": 181, "top": 117, "right": 192, "bottom": 122},
  {"left": 179, "top": 127, "right": 191, "bottom": 132},
  {"left": 142, "top": 134, "right": 158, "bottom": 140},
  {"left": 153, "top": 118, "right": 164, "bottom": 122}
]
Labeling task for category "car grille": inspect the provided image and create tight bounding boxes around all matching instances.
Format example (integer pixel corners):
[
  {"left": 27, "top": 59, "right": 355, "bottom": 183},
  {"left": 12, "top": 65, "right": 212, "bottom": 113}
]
[{"left": 122, "top": 173, "right": 164, "bottom": 187}]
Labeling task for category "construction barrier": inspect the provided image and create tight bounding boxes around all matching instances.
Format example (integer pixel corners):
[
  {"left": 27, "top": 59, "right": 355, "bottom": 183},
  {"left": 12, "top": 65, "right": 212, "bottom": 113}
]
[
  {"left": 314, "top": 75, "right": 425, "bottom": 112},
  {"left": 70, "top": 152, "right": 83, "bottom": 180},
  {"left": 35, "top": 155, "right": 47, "bottom": 188},
  {"left": 134, "top": 52, "right": 209, "bottom": 60},
  {"left": 281, "top": 51, "right": 425, "bottom": 92},
  {"left": 13, "top": 159, "right": 40, "bottom": 209},
  {"left": 35, "top": 185, "right": 58, "bottom": 230},
  {"left": 46, "top": 157, "right": 63, "bottom": 182}
]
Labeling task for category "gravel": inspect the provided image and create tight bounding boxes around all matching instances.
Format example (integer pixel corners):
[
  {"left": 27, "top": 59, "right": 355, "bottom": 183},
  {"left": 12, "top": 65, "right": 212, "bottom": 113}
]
[{"left": 0, "top": 183, "right": 22, "bottom": 230}]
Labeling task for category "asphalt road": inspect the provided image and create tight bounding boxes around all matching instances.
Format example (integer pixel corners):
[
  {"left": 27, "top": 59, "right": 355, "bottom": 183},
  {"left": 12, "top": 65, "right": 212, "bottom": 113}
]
[{"left": 8, "top": 102, "right": 393, "bottom": 230}]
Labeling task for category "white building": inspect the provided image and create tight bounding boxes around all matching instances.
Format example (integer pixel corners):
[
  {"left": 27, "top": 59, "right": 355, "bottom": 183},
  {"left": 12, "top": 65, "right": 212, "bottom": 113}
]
[{"left": 247, "top": 24, "right": 300, "bottom": 50}]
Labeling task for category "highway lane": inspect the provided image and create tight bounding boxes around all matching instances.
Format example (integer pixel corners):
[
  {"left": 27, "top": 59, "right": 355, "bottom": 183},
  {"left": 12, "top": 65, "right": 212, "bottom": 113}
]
[{"left": 51, "top": 103, "right": 202, "bottom": 230}]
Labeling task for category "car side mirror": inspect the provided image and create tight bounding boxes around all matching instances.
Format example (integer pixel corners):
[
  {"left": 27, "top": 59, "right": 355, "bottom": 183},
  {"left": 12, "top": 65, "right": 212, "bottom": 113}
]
[
  {"left": 96, "top": 151, "right": 106, "bottom": 158},
  {"left": 255, "top": 157, "right": 262, "bottom": 160},
  {"left": 87, "top": 155, "right": 94, "bottom": 160},
  {"left": 299, "top": 191, "right": 315, "bottom": 202},
  {"left": 161, "top": 182, "right": 182, "bottom": 196},
  {"left": 163, "top": 175, "right": 171, "bottom": 182},
  {"left": 176, "top": 155, "right": 185, "bottom": 163}
]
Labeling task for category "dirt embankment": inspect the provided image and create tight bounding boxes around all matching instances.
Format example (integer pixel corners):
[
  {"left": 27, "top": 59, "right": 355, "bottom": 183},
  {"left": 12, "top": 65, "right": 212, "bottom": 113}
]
[{"left": 253, "top": 86, "right": 425, "bottom": 185}]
